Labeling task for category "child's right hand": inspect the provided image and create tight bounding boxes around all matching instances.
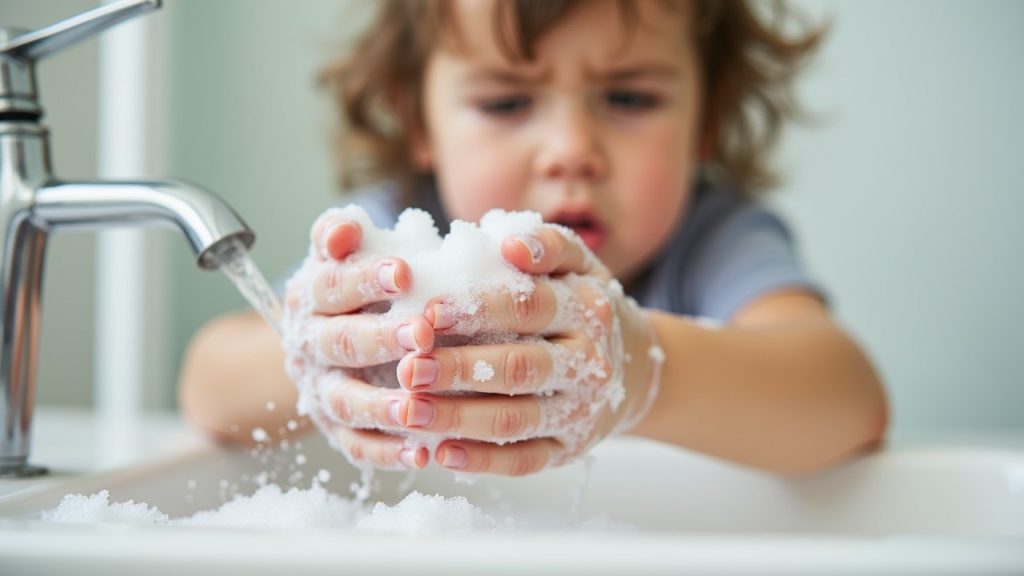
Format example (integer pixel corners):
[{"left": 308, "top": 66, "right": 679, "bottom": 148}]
[{"left": 282, "top": 213, "right": 433, "bottom": 470}]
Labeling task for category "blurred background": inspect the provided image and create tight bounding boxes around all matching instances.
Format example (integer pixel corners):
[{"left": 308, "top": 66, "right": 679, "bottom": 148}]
[{"left": 2, "top": 0, "right": 1022, "bottom": 435}]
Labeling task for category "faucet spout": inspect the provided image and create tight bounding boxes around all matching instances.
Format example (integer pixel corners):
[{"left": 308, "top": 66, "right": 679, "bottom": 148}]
[
  {"left": 0, "top": 179, "right": 254, "bottom": 477},
  {"left": 34, "top": 180, "right": 254, "bottom": 269}
]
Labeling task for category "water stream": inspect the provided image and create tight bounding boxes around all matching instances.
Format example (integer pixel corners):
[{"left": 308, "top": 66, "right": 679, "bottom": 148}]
[{"left": 211, "top": 237, "right": 283, "bottom": 335}]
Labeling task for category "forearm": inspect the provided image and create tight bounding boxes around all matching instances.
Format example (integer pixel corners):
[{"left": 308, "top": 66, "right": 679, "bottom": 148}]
[
  {"left": 178, "top": 311, "right": 310, "bottom": 445},
  {"left": 631, "top": 310, "right": 888, "bottom": 474}
]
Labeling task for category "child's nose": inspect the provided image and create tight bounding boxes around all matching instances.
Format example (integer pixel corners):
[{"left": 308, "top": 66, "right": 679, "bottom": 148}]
[{"left": 536, "top": 105, "right": 607, "bottom": 182}]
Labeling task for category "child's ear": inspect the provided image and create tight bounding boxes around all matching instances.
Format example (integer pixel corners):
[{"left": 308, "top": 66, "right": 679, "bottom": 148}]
[
  {"left": 410, "top": 128, "right": 433, "bottom": 170},
  {"left": 393, "top": 91, "right": 434, "bottom": 170}
]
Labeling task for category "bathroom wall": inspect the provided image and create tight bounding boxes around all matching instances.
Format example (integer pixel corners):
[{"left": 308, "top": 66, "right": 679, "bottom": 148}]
[
  {"left": 7, "top": 1, "right": 1023, "bottom": 434},
  {"left": 775, "top": 0, "right": 1024, "bottom": 431}
]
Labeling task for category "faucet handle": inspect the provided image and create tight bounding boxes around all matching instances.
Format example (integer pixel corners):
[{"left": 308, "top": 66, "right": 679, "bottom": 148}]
[
  {"left": 0, "top": 0, "right": 160, "bottom": 117},
  {"left": 0, "top": 0, "right": 160, "bottom": 62}
]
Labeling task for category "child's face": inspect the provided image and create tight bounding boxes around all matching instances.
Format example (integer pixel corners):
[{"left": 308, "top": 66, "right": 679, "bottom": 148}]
[{"left": 416, "top": 0, "right": 702, "bottom": 281}]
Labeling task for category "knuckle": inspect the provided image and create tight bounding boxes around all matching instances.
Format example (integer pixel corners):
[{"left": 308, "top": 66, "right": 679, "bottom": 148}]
[
  {"left": 346, "top": 440, "right": 365, "bottom": 462},
  {"left": 502, "top": 349, "right": 533, "bottom": 392},
  {"left": 475, "top": 448, "right": 492, "bottom": 473},
  {"left": 507, "top": 450, "right": 541, "bottom": 477},
  {"left": 331, "top": 394, "right": 351, "bottom": 422},
  {"left": 508, "top": 289, "right": 543, "bottom": 331},
  {"left": 447, "top": 401, "right": 463, "bottom": 434},
  {"left": 331, "top": 328, "right": 359, "bottom": 365},
  {"left": 321, "top": 265, "right": 343, "bottom": 306},
  {"left": 493, "top": 404, "right": 529, "bottom": 439}
]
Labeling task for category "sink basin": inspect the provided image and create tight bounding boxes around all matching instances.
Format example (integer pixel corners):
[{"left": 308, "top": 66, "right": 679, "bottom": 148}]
[{"left": 1, "top": 411, "right": 1023, "bottom": 575}]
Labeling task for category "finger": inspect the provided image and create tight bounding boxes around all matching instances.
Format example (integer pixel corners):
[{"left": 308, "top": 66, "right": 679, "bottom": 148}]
[
  {"left": 397, "top": 340, "right": 565, "bottom": 395},
  {"left": 326, "top": 425, "right": 429, "bottom": 470},
  {"left": 311, "top": 214, "right": 362, "bottom": 261},
  {"left": 424, "top": 279, "right": 558, "bottom": 336},
  {"left": 319, "top": 372, "right": 404, "bottom": 431},
  {"left": 501, "top": 226, "right": 596, "bottom": 277},
  {"left": 393, "top": 393, "right": 542, "bottom": 443},
  {"left": 434, "top": 438, "right": 562, "bottom": 476},
  {"left": 312, "top": 256, "right": 412, "bottom": 314},
  {"left": 316, "top": 314, "right": 433, "bottom": 367}
]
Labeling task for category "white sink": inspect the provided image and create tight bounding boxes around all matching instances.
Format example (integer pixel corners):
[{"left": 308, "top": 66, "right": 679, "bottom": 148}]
[{"left": 1, "top": 410, "right": 1023, "bottom": 575}]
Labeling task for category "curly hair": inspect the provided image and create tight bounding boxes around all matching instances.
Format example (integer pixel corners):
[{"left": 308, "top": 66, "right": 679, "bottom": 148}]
[{"left": 319, "top": 0, "right": 825, "bottom": 199}]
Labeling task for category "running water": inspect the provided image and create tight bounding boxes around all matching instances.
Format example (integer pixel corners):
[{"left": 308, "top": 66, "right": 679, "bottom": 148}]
[{"left": 211, "top": 237, "right": 283, "bottom": 335}]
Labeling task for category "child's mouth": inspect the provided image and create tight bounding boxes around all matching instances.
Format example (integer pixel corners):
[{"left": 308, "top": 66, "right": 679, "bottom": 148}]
[{"left": 551, "top": 211, "right": 607, "bottom": 253}]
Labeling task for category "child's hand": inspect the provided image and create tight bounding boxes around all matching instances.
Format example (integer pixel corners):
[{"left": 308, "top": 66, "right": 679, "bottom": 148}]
[
  {"left": 282, "top": 213, "right": 434, "bottom": 470},
  {"left": 391, "top": 226, "right": 664, "bottom": 476}
]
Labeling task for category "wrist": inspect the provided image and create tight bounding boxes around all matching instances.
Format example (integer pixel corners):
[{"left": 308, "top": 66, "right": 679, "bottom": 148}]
[
  {"left": 612, "top": 303, "right": 666, "bottom": 435},
  {"left": 625, "top": 311, "right": 710, "bottom": 442}
]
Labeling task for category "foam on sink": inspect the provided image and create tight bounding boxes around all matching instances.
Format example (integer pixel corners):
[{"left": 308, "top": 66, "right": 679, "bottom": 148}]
[
  {"left": 40, "top": 482, "right": 631, "bottom": 533},
  {"left": 356, "top": 491, "right": 513, "bottom": 534},
  {"left": 176, "top": 482, "right": 357, "bottom": 530},
  {"left": 42, "top": 490, "right": 169, "bottom": 525}
]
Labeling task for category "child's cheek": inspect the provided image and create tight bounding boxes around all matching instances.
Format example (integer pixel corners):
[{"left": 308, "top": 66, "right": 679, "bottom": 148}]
[{"left": 617, "top": 144, "right": 692, "bottom": 256}]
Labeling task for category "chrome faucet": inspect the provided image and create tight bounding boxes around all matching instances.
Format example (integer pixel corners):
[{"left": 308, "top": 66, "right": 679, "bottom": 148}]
[{"left": 0, "top": 0, "right": 255, "bottom": 477}]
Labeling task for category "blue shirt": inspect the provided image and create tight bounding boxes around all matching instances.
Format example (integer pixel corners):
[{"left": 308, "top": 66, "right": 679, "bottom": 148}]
[{"left": 337, "top": 178, "right": 823, "bottom": 322}]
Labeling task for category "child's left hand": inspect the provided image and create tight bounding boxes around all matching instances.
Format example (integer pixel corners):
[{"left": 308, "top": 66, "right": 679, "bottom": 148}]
[{"left": 391, "top": 226, "right": 664, "bottom": 476}]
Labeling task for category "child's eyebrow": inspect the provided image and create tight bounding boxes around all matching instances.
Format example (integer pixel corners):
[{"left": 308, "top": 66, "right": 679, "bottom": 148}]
[
  {"left": 461, "top": 68, "right": 546, "bottom": 86},
  {"left": 461, "top": 64, "right": 680, "bottom": 86},
  {"left": 600, "top": 64, "right": 680, "bottom": 82}
]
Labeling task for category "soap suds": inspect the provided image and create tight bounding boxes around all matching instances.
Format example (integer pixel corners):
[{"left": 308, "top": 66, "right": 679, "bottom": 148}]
[
  {"left": 42, "top": 483, "right": 631, "bottom": 534},
  {"left": 42, "top": 491, "right": 168, "bottom": 526},
  {"left": 472, "top": 360, "right": 495, "bottom": 382}
]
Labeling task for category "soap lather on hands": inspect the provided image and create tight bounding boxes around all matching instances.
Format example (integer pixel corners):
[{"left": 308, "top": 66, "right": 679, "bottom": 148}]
[{"left": 282, "top": 205, "right": 664, "bottom": 477}]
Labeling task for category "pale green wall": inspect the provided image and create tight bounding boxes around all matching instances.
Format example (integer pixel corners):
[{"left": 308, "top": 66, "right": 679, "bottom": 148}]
[{"left": 776, "top": 0, "right": 1024, "bottom": 430}]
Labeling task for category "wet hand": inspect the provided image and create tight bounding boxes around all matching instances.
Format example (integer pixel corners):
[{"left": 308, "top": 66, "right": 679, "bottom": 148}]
[
  {"left": 392, "top": 226, "right": 664, "bottom": 476},
  {"left": 283, "top": 212, "right": 433, "bottom": 470}
]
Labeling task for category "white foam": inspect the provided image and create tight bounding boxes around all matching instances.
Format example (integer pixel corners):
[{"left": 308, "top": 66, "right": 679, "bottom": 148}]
[
  {"left": 356, "top": 491, "right": 513, "bottom": 534},
  {"left": 41, "top": 484, "right": 630, "bottom": 533},
  {"left": 41, "top": 491, "right": 168, "bottom": 525},
  {"left": 473, "top": 360, "right": 495, "bottom": 382},
  {"left": 177, "top": 483, "right": 355, "bottom": 530}
]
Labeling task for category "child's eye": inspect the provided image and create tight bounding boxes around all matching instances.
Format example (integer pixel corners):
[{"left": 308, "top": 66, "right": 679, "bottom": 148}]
[
  {"left": 604, "top": 90, "right": 660, "bottom": 111},
  {"left": 479, "top": 96, "right": 532, "bottom": 117}
]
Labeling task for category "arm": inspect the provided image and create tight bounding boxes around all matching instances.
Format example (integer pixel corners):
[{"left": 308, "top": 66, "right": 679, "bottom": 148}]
[
  {"left": 178, "top": 311, "right": 311, "bottom": 445},
  {"left": 633, "top": 289, "right": 888, "bottom": 474}
]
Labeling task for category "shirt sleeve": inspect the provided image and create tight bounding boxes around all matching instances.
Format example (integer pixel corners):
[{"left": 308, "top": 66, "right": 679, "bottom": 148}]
[{"left": 685, "top": 204, "right": 826, "bottom": 321}]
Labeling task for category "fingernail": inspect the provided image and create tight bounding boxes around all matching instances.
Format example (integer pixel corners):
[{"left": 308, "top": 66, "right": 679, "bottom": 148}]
[
  {"left": 429, "top": 302, "right": 456, "bottom": 331},
  {"left": 397, "top": 324, "right": 420, "bottom": 351},
  {"left": 404, "top": 398, "right": 435, "bottom": 427},
  {"left": 512, "top": 234, "right": 544, "bottom": 264},
  {"left": 399, "top": 448, "right": 421, "bottom": 469},
  {"left": 378, "top": 261, "right": 400, "bottom": 294},
  {"left": 388, "top": 400, "right": 401, "bottom": 425},
  {"left": 410, "top": 357, "right": 439, "bottom": 388},
  {"left": 320, "top": 223, "right": 342, "bottom": 259},
  {"left": 440, "top": 445, "right": 467, "bottom": 469}
]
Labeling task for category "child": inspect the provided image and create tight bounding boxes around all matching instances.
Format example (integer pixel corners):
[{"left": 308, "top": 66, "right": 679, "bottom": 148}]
[{"left": 179, "top": 0, "right": 887, "bottom": 476}]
